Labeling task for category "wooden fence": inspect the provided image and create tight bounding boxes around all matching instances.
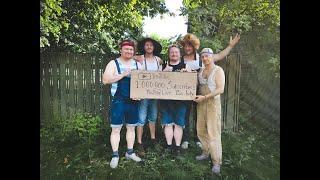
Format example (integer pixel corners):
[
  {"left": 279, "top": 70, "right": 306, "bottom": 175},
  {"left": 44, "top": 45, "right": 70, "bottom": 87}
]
[
  {"left": 216, "top": 53, "right": 241, "bottom": 131},
  {"left": 40, "top": 52, "right": 241, "bottom": 131},
  {"left": 40, "top": 53, "right": 112, "bottom": 123}
]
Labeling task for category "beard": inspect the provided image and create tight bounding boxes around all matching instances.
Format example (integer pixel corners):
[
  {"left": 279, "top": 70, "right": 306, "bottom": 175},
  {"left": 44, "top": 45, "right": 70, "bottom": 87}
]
[{"left": 185, "top": 50, "right": 194, "bottom": 55}]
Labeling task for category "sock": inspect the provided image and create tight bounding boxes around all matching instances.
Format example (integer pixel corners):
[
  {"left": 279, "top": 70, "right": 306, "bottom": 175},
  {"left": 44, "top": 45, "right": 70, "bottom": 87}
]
[
  {"left": 127, "top": 148, "right": 134, "bottom": 155},
  {"left": 112, "top": 151, "right": 119, "bottom": 158}
]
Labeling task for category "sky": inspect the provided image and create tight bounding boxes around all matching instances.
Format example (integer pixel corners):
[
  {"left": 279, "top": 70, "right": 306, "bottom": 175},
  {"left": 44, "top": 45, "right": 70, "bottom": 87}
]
[{"left": 142, "top": 0, "right": 187, "bottom": 39}]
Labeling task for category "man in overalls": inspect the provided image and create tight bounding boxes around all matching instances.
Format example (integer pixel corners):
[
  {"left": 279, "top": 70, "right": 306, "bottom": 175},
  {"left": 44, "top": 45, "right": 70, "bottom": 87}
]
[{"left": 102, "top": 39, "right": 142, "bottom": 169}]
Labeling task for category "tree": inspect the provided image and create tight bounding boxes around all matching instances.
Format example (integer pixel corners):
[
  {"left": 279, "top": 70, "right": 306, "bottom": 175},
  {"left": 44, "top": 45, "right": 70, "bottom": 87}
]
[
  {"left": 181, "top": 0, "right": 280, "bottom": 78},
  {"left": 40, "top": 0, "right": 168, "bottom": 54}
]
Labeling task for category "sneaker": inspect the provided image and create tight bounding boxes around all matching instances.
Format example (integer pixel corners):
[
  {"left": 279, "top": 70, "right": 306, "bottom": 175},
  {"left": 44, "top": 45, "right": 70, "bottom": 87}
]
[
  {"left": 136, "top": 143, "right": 145, "bottom": 157},
  {"left": 164, "top": 146, "right": 173, "bottom": 154},
  {"left": 125, "top": 152, "right": 142, "bottom": 162},
  {"left": 196, "top": 141, "right": 202, "bottom": 148},
  {"left": 174, "top": 146, "right": 185, "bottom": 160},
  {"left": 195, "top": 153, "right": 209, "bottom": 161},
  {"left": 212, "top": 164, "right": 221, "bottom": 174},
  {"left": 110, "top": 157, "right": 119, "bottom": 169},
  {"left": 181, "top": 141, "right": 189, "bottom": 149}
]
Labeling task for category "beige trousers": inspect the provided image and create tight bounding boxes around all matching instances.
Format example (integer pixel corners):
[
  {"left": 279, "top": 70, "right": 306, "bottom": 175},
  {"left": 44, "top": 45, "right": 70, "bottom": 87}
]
[{"left": 197, "top": 84, "right": 222, "bottom": 165}]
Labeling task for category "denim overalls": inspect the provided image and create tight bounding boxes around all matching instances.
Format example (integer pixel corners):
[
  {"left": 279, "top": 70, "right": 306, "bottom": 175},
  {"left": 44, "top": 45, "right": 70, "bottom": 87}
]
[{"left": 110, "top": 59, "right": 139, "bottom": 127}]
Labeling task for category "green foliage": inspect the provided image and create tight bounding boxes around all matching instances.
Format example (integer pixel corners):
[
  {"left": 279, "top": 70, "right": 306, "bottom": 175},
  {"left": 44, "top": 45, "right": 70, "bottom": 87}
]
[
  {"left": 182, "top": 0, "right": 280, "bottom": 78},
  {"left": 40, "top": 113, "right": 104, "bottom": 147},
  {"left": 41, "top": 119, "right": 279, "bottom": 179},
  {"left": 40, "top": 0, "right": 168, "bottom": 54},
  {"left": 40, "top": 113, "right": 108, "bottom": 178},
  {"left": 40, "top": 0, "right": 68, "bottom": 48},
  {"left": 268, "top": 56, "right": 280, "bottom": 78}
]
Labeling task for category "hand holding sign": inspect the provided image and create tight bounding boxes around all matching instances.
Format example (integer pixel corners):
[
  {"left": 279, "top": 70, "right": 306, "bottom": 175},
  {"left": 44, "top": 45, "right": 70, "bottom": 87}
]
[
  {"left": 163, "top": 64, "right": 173, "bottom": 72},
  {"left": 130, "top": 70, "right": 197, "bottom": 100}
]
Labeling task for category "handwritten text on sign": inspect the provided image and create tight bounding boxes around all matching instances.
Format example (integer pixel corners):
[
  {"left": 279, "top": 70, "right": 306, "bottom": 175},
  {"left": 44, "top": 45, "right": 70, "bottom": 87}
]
[{"left": 130, "top": 70, "right": 197, "bottom": 100}]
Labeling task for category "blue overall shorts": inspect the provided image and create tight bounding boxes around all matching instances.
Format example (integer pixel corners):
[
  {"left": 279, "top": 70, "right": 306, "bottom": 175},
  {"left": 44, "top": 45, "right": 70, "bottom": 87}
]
[{"left": 110, "top": 59, "right": 139, "bottom": 128}]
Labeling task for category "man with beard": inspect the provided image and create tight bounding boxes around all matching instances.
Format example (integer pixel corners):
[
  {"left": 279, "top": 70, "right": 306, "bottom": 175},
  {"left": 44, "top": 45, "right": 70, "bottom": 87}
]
[{"left": 134, "top": 38, "right": 163, "bottom": 156}]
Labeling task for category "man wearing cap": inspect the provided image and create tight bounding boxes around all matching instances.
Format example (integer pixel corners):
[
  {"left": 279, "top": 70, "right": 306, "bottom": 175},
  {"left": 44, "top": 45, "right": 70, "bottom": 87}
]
[
  {"left": 102, "top": 39, "right": 142, "bottom": 169},
  {"left": 193, "top": 47, "right": 226, "bottom": 174},
  {"left": 134, "top": 38, "right": 163, "bottom": 156},
  {"left": 180, "top": 33, "right": 240, "bottom": 150}
]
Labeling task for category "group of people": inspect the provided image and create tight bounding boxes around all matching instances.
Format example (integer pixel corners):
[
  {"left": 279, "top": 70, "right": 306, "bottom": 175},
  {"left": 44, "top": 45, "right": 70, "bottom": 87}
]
[{"left": 102, "top": 33, "right": 240, "bottom": 174}]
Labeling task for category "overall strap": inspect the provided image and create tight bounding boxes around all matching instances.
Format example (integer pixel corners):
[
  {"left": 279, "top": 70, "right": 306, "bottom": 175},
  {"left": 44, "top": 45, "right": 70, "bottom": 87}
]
[
  {"left": 197, "top": 53, "right": 202, "bottom": 66},
  {"left": 144, "top": 57, "right": 147, "bottom": 70},
  {"left": 135, "top": 60, "right": 138, "bottom": 70},
  {"left": 114, "top": 59, "right": 121, "bottom": 74},
  {"left": 155, "top": 56, "right": 160, "bottom": 69}
]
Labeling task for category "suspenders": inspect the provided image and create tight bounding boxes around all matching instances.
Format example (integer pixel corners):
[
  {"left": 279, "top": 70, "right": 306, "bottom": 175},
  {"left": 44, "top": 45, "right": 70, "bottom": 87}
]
[
  {"left": 143, "top": 56, "right": 159, "bottom": 70},
  {"left": 114, "top": 59, "right": 138, "bottom": 74},
  {"left": 182, "top": 53, "right": 201, "bottom": 66}
]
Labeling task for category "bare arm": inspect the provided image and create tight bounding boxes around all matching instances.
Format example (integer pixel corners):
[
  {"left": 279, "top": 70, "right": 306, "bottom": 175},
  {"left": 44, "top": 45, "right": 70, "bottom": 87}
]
[
  {"left": 102, "top": 60, "right": 130, "bottom": 85},
  {"left": 194, "top": 68, "right": 225, "bottom": 102},
  {"left": 157, "top": 57, "right": 163, "bottom": 71},
  {"left": 213, "top": 33, "right": 240, "bottom": 62}
]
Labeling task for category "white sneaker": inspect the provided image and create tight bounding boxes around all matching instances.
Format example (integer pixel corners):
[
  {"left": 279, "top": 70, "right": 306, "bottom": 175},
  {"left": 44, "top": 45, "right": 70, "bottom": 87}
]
[
  {"left": 181, "top": 141, "right": 189, "bottom": 149},
  {"left": 212, "top": 164, "right": 221, "bottom": 174},
  {"left": 125, "top": 152, "right": 142, "bottom": 162},
  {"left": 196, "top": 141, "right": 202, "bottom": 148},
  {"left": 196, "top": 154, "right": 209, "bottom": 161},
  {"left": 110, "top": 157, "right": 119, "bottom": 169}
]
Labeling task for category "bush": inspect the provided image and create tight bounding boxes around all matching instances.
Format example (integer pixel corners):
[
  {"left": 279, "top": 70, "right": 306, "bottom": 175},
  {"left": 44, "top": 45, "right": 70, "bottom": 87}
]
[{"left": 40, "top": 113, "right": 105, "bottom": 148}]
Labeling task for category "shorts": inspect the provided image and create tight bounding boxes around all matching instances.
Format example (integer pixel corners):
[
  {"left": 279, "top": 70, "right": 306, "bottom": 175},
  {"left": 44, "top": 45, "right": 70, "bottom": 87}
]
[
  {"left": 160, "top": 100, "right": 187, "bottom": 128},
  {"left": 110, "top": 97, "right": 139, "bottom": 128},
  {"left": 137, "top": 99, "right": 158, "bottom": 126}
]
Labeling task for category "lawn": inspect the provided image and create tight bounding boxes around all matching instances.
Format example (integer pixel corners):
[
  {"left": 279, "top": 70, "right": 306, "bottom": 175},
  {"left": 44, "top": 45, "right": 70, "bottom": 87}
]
[{"left": 40, "top": 114, "right": 279, "bottom": 180}]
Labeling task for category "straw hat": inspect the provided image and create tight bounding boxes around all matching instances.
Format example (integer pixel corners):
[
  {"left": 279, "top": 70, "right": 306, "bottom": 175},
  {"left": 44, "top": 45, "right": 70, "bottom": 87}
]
[{"left": 137, "top": 37, "right": 162, "bottom": 56}]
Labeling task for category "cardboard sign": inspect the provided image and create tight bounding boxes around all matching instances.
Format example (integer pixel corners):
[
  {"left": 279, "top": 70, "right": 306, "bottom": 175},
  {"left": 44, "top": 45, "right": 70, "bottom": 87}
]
[{"left": 130, "top": 70, "right": 197, "bottom": 100}]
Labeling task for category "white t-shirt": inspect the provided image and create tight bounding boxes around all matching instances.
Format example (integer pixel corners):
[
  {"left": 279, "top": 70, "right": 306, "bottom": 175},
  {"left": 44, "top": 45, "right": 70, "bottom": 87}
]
[
  {"left": 141, "top": 56, "right": 160, "bottom": 71},
  {"left": 183, "top": 53, "right": 201, "bottom": 71}
]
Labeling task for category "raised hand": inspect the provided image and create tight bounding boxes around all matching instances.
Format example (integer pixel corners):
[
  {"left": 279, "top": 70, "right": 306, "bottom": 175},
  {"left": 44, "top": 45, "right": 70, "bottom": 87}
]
[{"left": 229, "top": 33, "right": 241, "bottom": 48}]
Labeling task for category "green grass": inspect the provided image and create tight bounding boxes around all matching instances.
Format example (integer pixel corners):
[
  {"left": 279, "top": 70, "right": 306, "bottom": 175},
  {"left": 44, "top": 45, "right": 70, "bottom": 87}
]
[{"left": 40, "top": 120, "right": 279, "bottom": 180}]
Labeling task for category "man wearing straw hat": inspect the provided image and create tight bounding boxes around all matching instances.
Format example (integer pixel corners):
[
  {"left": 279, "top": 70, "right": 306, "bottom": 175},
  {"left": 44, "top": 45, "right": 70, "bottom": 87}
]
[{"left": 134, "top": 37, "right": 163, "bottom": 157}]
